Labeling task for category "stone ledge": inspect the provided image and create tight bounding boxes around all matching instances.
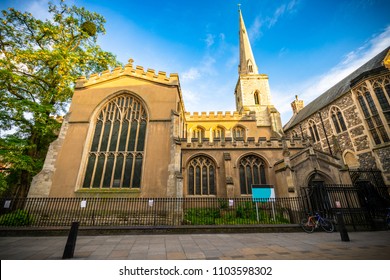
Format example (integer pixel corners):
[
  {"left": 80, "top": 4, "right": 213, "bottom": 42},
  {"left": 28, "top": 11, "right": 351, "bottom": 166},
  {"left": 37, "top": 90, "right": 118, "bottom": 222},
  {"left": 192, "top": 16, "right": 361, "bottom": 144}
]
[{"left": 0, "top": 224, "right": 302, "bottom": 237}]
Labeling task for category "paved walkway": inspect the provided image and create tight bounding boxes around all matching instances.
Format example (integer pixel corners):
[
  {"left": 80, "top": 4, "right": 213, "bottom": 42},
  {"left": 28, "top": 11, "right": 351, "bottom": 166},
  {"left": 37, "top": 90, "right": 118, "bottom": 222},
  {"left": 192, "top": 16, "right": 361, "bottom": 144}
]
[{"left": 0, "top": 231, "right": 389, "bottom": 260}]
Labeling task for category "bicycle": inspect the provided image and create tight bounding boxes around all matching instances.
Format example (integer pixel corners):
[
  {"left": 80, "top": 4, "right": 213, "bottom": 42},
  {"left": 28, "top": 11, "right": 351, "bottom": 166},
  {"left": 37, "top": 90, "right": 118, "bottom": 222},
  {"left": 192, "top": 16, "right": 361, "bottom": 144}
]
[{"left": 300, "top": 212, "right": 335, "bottom": 233}]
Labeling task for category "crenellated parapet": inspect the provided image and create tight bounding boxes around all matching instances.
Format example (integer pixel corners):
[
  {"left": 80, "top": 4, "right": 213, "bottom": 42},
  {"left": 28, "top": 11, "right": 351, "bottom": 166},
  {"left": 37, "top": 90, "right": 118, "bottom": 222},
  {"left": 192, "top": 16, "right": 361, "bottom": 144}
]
[
  {"left": 75, "top": 59, "right": 180, "bottom": 89},
  {"left": 181, "top": 136, "right": 308, "bottom": 149},
  {"left": 185, "top": 110, "right": 256, "bottom": 121}
]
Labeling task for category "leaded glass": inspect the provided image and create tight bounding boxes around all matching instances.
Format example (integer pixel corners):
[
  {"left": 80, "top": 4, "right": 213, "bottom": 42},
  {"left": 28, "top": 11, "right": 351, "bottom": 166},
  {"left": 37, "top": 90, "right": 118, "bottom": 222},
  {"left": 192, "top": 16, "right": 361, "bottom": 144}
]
[{"left": 82, "top": 94, "right": 147, "bottom": 190}]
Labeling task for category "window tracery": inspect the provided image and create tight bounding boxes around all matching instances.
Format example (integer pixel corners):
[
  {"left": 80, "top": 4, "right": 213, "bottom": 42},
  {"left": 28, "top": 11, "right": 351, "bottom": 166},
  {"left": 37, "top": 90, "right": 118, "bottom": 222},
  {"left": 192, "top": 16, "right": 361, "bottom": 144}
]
[
  {"left": 82, "top": 94, "right": 147, "bottom": 189},
  {"left": 330, "top": 107, "right": 347, "bottom": 134},
  {"left": 239, "top": 155, "right": 267, "bottom": 195},
  {"left": 187, "top": 156, "right": 216, "bottom": 195}
]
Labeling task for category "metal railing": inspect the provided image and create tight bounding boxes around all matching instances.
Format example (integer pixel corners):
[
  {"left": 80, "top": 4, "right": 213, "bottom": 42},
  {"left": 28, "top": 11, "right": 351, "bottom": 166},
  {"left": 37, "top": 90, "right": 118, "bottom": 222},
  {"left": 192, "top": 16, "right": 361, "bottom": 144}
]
[
  {"left": 0, "top": 197, "right": 304, "bottom": 228},
  {"left": 1, "top": 184, "right": 389, "bottom": 230}
]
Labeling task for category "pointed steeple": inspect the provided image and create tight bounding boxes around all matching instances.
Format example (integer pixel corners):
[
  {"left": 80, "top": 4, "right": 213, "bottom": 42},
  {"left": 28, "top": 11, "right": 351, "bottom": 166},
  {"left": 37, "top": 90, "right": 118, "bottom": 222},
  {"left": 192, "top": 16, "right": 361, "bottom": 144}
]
[{"left": 238, "top": 8, "right": 258, "bottom": 75}]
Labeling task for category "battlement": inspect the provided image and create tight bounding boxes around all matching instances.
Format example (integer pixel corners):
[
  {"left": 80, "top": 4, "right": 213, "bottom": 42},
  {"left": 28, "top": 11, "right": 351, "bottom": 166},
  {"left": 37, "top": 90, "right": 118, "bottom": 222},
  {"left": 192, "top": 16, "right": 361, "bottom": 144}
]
[
  {"left": 181, "top": 136, "right": 308, "bottom": 149},
  {"left": 75, "top": 59, "right": 179, "bottom": 88},
  {"left": 185, "top": 110, "right": 256, "bottom": 121}
]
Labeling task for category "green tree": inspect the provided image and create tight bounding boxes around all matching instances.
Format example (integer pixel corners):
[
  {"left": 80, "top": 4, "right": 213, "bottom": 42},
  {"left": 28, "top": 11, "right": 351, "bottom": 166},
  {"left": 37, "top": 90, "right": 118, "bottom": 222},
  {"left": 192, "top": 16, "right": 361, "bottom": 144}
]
[{"left": 0, "top": 0, "right": 121, "bottom": 197}]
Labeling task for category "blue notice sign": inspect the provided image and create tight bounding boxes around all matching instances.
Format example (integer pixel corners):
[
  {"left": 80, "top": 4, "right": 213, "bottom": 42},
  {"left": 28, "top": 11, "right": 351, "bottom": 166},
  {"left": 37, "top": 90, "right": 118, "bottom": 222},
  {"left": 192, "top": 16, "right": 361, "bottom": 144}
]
[{"left": 252, "top": 184, "right": 275, "bottom": 201}]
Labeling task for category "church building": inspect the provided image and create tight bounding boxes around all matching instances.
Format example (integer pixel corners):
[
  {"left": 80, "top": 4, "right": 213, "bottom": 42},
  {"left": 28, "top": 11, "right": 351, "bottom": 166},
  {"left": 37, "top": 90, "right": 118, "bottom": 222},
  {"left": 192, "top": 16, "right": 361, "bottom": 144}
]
[{"left": 27, "top": 10, "right": 389, "bottom": 199}]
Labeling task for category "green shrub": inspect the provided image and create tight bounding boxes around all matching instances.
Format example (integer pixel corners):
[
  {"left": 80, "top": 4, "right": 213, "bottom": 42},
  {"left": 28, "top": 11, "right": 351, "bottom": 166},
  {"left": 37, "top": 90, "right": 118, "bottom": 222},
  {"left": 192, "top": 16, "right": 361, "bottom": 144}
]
[
  {"left": 236, "top": 201, "right": 257, "bottom": 220},
  {"left": 0, "top": 209, "right": 32, "bottom": 226},
  {"left": 218, "top": 199, "right": 229, "bottom": 210},
  {"left": 184, "top": 208, "right": 220, "bottom": 225}
]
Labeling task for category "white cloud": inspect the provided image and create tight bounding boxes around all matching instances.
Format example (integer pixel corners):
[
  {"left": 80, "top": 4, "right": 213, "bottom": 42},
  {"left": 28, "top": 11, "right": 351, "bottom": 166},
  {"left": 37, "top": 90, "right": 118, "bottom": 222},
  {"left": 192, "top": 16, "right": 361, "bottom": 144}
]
[
  {"left": 205, "top": 34, "right": 215, "bottom": 48},
  {"left": 248, "top": 17, "right": 262, "bottom": 42},
  {"left": 300, "top": 25, "right": 390, "bottom": 102},
  {"left": 182, "top": 55, "right": 217, "bottom": 82},
  {"left": 268, "top": 0, "right": 299, "bottom": 28},
  {"left": 25, "top": 0, "right": 75, "bottom": 20},
  {"left": 274, "top": 24, "right": 390, "bottom": 124},
  {"left": 25, "top": 0, "right": 51, "bottom": 20},
  {"left": 182, "top": 68, "right": 201, "bottom": 81},
  {"left": 181, "top": 89, "right": 200, "bottom": 110},
  {"left": 248, "top": 0, "right": 300, "bottom": 43}
]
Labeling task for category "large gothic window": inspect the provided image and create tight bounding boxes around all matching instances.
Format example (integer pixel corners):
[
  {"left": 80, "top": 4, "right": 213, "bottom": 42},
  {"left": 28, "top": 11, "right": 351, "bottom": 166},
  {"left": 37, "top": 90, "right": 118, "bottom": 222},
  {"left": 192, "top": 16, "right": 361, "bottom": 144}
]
[
  {"left": 187, "top": 156, "right": 216, "bottom": 195},
  {"left": 82, "top": 94, "right": 148, "bottom": 189},
  {"left": 372, "top": 78, "right": 390, "bottom": 124},
  {"left": 239, "top": 155, "right": 267, "bottom": 195},
  {"left": 357, "top": 87, "right": 389, "bottom": 145}
]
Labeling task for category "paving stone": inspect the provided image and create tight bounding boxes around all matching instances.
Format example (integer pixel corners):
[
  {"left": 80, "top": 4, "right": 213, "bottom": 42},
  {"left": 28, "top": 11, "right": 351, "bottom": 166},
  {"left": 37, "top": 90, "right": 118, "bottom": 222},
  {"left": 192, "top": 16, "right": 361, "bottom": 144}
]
[{"left": 1, "top": 231, "right": 390, "bottom": 260}]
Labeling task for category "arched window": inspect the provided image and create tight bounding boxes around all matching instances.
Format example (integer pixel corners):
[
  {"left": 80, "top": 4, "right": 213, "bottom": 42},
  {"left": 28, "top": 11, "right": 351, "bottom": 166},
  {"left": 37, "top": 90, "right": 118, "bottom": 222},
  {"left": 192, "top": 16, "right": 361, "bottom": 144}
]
[
  {"left": 357, "top": 88, "right": 389, "bottom": 145},
  {"left": 308, "top": 120, "right": 320, "bottom": 142},
  {"left": 239, "top": 155, "right": 267, "bottom": 195},
  {"left": 193, "top": 127, "right": 205, "bottom": 141},
  {"left": 233, "top": 126, "right": 246, "bottom": 140},
  {"left": 82, "top": 94, "right": 147, "bottom": 189},
  {"left": 372, "top": 79, "right": 390, "bottom": 123},
  {"left": 187, "top": 156, "right": 216, "bottom": 195},
  {"left": 213, "top": 126, "right": 225, "bottom": 141},
  {"left": 291, "top": 130, "right": 299, "bottom": 138},
  {"left": 254, "top": 91, "right": 260, "bottom": 105},
  {"left": 330, "top": 107, "right": 347, "bottom": 134}
]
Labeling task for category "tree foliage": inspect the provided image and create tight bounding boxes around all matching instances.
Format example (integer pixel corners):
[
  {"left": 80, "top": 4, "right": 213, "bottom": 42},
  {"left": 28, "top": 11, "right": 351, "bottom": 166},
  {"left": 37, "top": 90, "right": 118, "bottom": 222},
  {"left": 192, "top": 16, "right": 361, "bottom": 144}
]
[{"left": 0, "top": 0, "right": 121, "bottom": 197}]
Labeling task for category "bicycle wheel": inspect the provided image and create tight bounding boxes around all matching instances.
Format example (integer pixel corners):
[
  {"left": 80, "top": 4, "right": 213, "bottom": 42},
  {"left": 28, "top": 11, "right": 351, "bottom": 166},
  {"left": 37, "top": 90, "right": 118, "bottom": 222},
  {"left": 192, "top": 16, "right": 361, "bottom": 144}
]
[
  {"left": 300, "top": 218, "right": 315, "bottom": 233},
  {"left": 320, "top": 218, "right": 334, "bottom": 232}
]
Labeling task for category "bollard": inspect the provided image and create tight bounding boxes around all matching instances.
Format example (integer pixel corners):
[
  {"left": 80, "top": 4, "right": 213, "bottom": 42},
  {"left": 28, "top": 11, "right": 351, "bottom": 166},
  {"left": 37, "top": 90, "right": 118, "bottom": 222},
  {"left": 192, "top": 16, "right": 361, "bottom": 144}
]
[
  {"left": 336, "top": 212, "right": 350, "bottom": 242},
  {"left": 62, "top": 221, "right": 80, "bottom": 259}
]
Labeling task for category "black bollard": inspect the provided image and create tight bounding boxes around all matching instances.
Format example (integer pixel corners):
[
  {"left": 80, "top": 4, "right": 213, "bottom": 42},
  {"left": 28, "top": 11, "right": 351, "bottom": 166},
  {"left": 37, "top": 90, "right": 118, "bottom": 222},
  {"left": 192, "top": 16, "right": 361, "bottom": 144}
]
[
  {"left": 336, "top": 212, "right": 350, "bottom": 242},
  {"left": 62, "top": 221, "right": 80, "bottom": 259}
]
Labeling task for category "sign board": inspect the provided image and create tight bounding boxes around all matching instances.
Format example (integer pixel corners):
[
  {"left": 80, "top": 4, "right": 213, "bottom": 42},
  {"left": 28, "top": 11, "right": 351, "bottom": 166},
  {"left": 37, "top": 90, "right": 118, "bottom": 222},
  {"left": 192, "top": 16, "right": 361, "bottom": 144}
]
[
  {"left": 251, "top": 184, "right": 275, "bottom": 202},
  {"left": 335, "top": 201, "right": 341, "bottom": 208},
  {"left": 229, "top": 200, "right": 234, "bottom": 207},
  {"left": 149, "top": 199, "right": 154, "bottom": 207},
  {"left": 4, "top": 200, "right": 11, "bottom": 209},
  {"left": 80, "top": 200, "right": 87, "bottom": 208}
]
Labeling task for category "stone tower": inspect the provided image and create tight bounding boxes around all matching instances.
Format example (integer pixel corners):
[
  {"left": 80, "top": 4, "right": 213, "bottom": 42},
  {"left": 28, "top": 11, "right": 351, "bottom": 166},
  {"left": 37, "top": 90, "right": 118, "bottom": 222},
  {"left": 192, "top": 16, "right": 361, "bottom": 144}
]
[{"left": 234, "top": 8, "right": 283, "bottom": 136}]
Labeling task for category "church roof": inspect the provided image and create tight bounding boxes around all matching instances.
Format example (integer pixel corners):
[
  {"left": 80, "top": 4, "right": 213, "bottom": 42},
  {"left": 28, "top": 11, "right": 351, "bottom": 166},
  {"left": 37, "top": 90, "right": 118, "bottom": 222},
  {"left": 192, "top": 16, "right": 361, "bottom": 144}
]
[{"left": 283, "top": 46, "right": 390, "bottom": 131}]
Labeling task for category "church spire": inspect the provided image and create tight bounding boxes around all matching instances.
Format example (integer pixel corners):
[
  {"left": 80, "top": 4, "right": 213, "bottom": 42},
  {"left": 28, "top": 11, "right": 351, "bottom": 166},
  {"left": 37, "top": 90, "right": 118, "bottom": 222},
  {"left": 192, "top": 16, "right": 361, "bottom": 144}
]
[{"left": 238, "top": 8, "right": 258, "bottom": 75}]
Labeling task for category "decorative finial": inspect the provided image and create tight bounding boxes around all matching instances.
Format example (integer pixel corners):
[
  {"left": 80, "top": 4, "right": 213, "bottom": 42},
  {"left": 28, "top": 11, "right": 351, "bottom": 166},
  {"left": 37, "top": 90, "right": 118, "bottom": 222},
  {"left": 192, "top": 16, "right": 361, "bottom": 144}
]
[{"left": 238, "top": 3, "right": 241, "bottom": 11}]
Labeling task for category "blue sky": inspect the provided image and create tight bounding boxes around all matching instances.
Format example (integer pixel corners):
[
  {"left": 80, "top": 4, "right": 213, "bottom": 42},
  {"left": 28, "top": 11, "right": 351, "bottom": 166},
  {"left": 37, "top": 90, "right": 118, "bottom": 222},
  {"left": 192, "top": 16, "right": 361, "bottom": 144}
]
[{"left": 2, "top": 0, "right": 390, "bottom": 124}]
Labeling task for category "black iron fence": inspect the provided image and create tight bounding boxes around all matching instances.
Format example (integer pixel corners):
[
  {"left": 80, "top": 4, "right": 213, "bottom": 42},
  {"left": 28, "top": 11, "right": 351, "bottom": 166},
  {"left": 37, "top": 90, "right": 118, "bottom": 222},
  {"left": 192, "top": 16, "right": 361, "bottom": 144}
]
[
  {"left": 0, "top": 197, "right": 304, "bottom": 228},
  {"left": 349, "top": 168, "right": 386, "bottom": 187},
  {"left": 0, "top": 184, "right": 389, "bottom": 230},
  {"left": 300, "top": 184, "right": 390, "bottom": 230}
]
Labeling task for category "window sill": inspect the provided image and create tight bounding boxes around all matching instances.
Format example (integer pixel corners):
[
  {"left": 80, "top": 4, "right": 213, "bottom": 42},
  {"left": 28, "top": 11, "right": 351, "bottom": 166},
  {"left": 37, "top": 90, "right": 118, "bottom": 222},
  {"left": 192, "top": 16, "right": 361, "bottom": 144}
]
[{"left": 372, "top": 141, "right": 390, "bottom": 150}]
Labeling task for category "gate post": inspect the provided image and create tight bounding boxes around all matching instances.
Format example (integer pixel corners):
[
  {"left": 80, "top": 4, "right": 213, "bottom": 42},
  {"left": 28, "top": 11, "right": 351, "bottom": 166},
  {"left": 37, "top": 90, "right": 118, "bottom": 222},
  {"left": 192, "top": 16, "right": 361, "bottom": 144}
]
[{"left": 336, "top": 212, "right": 350, "bottom": 242}]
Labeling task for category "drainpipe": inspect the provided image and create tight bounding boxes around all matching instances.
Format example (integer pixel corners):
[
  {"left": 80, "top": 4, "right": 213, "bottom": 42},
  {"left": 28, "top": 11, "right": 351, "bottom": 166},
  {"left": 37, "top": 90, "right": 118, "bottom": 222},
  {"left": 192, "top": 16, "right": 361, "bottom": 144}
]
[{"left": 318, "top": 112, "right": 333, "bottom": 156}]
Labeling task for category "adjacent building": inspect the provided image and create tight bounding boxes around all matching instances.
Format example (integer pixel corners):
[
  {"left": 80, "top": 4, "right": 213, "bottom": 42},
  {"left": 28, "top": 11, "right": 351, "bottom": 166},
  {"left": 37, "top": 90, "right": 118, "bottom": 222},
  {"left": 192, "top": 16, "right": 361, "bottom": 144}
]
[{"left": 284, "top": 47, "right": 390, "bottom": 185}]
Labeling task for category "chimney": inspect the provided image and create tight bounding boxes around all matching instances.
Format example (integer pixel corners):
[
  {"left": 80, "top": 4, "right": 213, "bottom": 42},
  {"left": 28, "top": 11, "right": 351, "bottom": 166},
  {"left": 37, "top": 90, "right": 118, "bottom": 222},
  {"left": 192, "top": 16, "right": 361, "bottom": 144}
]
[
  {"left": 384, "top": 49, "right": 390, "bottom": 70},
  {"left": 291, "top": 95, "right": 304, "bottom": 115}
]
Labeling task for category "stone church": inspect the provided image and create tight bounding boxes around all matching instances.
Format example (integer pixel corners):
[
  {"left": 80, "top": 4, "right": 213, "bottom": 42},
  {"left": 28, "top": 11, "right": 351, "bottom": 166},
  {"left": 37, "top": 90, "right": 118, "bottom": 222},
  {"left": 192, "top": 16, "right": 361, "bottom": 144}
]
[{"left": 28, "top": 10, "right": 390, "bottom": 199}]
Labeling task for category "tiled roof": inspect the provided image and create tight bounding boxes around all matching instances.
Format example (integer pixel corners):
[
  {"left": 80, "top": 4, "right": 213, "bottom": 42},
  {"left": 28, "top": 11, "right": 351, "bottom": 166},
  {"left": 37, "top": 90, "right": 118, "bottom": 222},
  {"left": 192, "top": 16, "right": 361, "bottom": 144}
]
[{"left": 283, "top": 47, "right": 390, "bottom": 131}]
